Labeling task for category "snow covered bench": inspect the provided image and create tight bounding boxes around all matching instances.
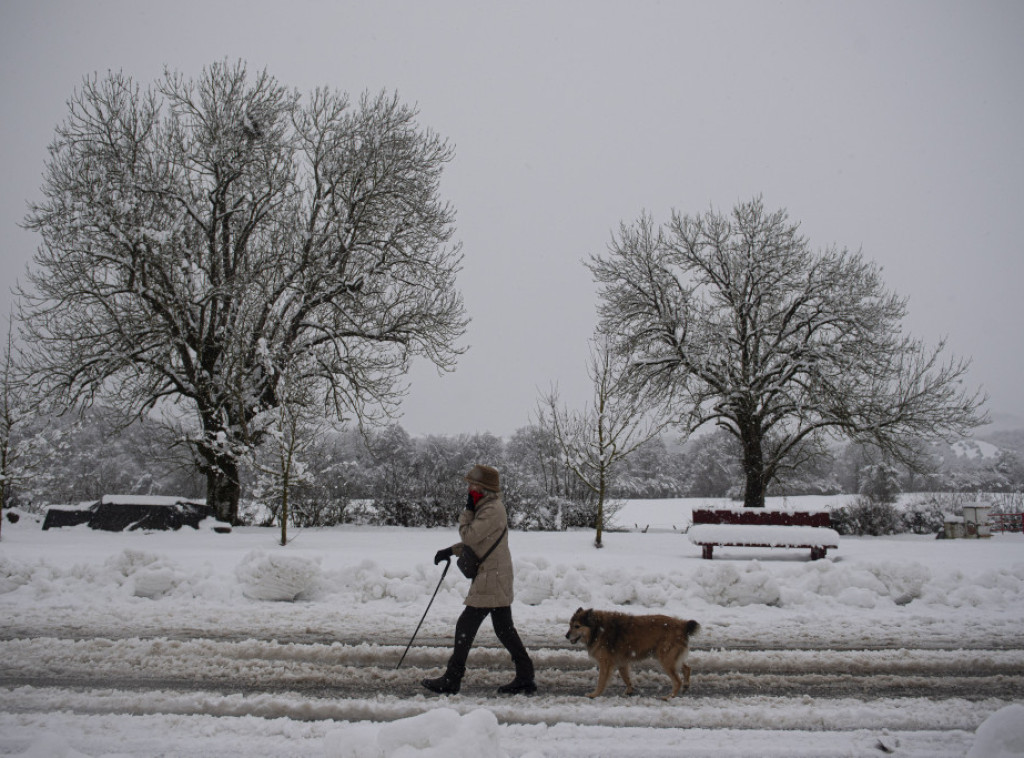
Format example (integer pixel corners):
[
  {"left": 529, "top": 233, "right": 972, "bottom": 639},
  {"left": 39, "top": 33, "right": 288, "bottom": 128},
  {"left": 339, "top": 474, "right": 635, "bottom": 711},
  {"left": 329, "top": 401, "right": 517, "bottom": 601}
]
[{"left": 688, "top": 508, "right": 839, "bottom": 561}]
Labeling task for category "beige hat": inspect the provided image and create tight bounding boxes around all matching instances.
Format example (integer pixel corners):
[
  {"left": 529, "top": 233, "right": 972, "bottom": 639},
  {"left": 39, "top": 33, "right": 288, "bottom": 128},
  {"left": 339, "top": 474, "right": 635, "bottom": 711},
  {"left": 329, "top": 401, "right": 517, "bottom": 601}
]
[{"left": 464, "top": 464, "right": 500, "bottom": 492}]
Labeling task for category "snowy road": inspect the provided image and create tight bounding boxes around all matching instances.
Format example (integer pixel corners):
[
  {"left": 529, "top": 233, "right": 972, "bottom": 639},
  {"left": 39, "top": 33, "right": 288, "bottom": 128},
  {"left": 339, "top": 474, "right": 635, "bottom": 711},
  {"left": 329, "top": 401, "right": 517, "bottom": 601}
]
[{"left": 2, "top": 632, "right": 1020, "bottom": 732}]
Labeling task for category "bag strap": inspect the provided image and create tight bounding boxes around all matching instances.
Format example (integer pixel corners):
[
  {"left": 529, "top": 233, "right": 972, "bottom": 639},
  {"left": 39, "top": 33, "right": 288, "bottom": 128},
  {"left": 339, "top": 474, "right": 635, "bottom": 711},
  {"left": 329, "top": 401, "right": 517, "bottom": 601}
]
[{"left": 478, "top": 526, "right": 507, "bottom": 565}]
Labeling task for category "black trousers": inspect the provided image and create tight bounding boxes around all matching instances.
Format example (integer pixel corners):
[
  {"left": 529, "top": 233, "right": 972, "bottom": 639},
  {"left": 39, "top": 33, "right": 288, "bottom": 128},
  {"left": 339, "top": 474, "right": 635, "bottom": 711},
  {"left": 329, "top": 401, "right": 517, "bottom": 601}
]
[{"left": 446, "top": 605, "right": 533, "bottom": 679}]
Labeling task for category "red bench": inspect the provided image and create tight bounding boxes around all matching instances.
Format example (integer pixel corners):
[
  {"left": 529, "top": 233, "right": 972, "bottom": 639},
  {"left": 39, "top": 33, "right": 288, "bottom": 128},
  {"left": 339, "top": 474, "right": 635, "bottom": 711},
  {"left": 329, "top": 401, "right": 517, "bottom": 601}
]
[{"left": 688, "top": 508, "right": 839, "bottom": 561}]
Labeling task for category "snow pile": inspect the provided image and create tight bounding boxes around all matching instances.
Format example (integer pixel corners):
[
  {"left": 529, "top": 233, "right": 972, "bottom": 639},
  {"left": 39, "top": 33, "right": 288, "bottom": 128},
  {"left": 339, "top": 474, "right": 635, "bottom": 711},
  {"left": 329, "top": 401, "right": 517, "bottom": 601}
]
[
  {"left": 968, "top": 704, "right": 1024, "bottom": 758},
  {"left": 132, "top": 567, "right": 180, "bottom": 599},
  {"left": 779, "top": 560, "right": 932, "bottom": 608},
  {"left": 512, "top": 555, "right": 1023, "bottom": 611},
  {"left": 12, "top": 733, "right": 92, "bottom": 758},
  {"left": 692, "top": 561, "right": 782, "bottom": 607},
  {"left": 103, "top": 549, "right": 185, "bottom": 600},
  {"left": 0, "top": 556, "right": 35, "bottom": 595},
  {"left": 335, "top": 559, "right": 445, "bottom": 604},
  {"left": 323, "top": 708, "right": 511, "bottom": 758},
  {"left": 0, "top": 547, "right": 238, "bottom": 606},
  {"left": 922, "top": 563, "right": 1024, "bottom": 608},
  {"left": 3, "top": 533, "right": 1024, "bottom": 618},
  {"left": 235, "top": 550, "right": 321, "bottom": 601}
]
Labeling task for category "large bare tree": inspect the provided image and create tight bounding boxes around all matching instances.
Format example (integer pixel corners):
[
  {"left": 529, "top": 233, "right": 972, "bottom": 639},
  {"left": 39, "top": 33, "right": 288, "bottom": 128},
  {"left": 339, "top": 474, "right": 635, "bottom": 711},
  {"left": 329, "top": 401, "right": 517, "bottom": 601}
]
[
  {"left": 18, "top": 62, "right": 467, "bottom": 523},
  {"left": 589, "top": 198, "right": 985, "bottom": 508}
]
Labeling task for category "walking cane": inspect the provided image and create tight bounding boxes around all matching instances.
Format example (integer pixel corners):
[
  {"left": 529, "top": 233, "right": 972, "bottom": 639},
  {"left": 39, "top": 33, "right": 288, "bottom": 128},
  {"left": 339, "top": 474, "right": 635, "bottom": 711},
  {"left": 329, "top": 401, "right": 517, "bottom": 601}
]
[{"left": 396, "top": 557, "right": 450, "bottom": 670}]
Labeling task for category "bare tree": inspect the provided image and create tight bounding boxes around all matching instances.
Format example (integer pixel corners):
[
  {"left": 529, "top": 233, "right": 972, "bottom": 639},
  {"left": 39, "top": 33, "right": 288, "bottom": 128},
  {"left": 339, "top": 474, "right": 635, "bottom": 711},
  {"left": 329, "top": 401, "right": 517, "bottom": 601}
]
[
  {"left": 539, "top": 337, "right": 670, "bottom": 546},
  {"left": 589, "top": 198, "right": 986, "bottom": 508},
  {"left": 246, "top": 365, "right": 326, "bottom": 545},
  {"left": 18, "top": 62, "right": 467, "bottom": 523},
  {"left": 0, "top": 320, "right": 18, "bottom": 537},
  {"left": 1, "top": 317, "right": 72, "bottom": 533}
]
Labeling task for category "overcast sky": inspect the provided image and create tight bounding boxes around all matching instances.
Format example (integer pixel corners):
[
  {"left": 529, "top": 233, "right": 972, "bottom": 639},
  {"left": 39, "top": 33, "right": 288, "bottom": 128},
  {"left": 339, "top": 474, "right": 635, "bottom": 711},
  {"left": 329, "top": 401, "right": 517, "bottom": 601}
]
[{"left": 2, "top": 0, "right": 1022, "bottom": 438}]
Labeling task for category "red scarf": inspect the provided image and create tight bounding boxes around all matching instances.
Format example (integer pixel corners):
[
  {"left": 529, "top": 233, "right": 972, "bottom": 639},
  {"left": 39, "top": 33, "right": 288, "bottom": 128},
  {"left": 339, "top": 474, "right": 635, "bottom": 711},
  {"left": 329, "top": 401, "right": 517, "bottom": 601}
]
[{"left": 469, "top": 490, "right": 485, "bottom": 508}]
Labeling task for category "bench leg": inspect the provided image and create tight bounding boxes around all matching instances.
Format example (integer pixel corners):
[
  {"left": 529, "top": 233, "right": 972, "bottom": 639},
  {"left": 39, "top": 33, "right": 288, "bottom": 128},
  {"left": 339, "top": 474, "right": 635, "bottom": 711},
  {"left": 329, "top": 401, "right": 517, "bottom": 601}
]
[
  {"left": 810, "top": 547, "right": 826, "bottom": 560},
  {"left": 702, "top": 544, "right": 714, "bottom": 560}
]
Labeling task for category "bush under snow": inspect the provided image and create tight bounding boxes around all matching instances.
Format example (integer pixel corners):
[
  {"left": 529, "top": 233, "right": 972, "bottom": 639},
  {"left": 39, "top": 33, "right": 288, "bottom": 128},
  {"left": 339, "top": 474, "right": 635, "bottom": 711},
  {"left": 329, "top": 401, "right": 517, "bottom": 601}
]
[{"left": 235, "top": 550, "right": 321, "bottom": 601}]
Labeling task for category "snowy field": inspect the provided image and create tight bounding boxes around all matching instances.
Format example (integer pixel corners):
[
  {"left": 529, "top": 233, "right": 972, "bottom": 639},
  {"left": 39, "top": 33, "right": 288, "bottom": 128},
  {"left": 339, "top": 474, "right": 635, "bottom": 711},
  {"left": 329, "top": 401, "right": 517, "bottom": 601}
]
[{"left": 1, "top": 496, "right": 1023, "bottom": 757}]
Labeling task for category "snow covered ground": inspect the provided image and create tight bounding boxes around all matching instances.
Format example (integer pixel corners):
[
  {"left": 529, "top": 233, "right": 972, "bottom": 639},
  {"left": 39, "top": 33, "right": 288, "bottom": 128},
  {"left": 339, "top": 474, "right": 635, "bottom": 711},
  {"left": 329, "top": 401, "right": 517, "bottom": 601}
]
[{"left": 1, "top": 496, "right": 1023, "bottom": 757}]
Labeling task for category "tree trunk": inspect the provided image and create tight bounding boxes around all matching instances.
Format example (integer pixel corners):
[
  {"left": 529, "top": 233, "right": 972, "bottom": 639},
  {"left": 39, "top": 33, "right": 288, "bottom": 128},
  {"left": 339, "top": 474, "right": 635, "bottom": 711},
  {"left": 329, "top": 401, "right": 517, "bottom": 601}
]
[
  {"left": 595, "top": 474, "right": 605, "bottom": 549},
  {"left": 740, "top": 422, "right": 767, "bottom": 508},
  {"left": 280, "top": 470, "right": 289, "bottom": 547},
  {"left": 742, "top": 466, "right": 766, "bottom": 508},
  {"left": 205, "top": 460, "right": 241, "bottom": 524}
]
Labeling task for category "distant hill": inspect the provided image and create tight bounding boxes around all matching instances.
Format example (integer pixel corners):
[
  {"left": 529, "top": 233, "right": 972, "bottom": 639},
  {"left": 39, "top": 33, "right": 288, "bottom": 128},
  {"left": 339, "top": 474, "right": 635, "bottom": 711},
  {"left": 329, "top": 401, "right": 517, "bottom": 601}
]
[
  {"left": 950, "top": 438, "right": 1003, "bottom": 460},
  {"left": 977, "top": 428, "right": 1024, "bottom": 456}
]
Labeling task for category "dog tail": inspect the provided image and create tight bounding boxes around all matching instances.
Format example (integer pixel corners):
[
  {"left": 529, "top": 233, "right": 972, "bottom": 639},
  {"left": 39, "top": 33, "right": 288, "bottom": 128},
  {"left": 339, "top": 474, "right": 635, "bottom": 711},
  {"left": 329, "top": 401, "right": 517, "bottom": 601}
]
[{"left": 686, "top": 620, "right": 700, "bottom": 637}]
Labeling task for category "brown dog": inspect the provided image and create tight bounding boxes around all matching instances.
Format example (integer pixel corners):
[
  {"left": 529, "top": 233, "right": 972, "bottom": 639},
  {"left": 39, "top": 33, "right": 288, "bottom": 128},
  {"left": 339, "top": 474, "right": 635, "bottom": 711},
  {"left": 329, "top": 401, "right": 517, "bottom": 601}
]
[{"left": 566, "top": 607, "right": 700, "bottom": 699}]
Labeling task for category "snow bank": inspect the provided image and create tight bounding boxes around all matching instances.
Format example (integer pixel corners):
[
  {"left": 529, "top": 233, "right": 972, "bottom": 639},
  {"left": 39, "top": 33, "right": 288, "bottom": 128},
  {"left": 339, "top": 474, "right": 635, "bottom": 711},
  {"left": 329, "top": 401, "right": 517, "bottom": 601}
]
[
  {"left": 235, "top": 550, "right": 321, "bottom": 601},
  {"left": 968, "top": 704, "right": 1024, "bottom": 758},
  {"left": 324, "top": 708, "right": 511, "bottom": 758},
  {"left": 12, "top": 733, "right": 92, "bottom": 758},
  {"left": 2, "top": 526, "right": 1023, "bottom": 620}
]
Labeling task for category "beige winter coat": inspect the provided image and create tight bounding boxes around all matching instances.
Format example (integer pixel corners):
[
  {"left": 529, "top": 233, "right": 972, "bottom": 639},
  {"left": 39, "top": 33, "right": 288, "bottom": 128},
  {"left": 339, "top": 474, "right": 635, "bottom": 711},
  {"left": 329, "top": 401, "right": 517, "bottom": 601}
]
[{"left": 450, "top": 491, "right": 514, "bottom": 607}]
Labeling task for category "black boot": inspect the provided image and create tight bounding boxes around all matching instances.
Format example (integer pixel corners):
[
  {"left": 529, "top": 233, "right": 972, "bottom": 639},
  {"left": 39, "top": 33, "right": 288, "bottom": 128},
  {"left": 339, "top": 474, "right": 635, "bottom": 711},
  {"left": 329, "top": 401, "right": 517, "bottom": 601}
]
[
  {"left": 421, "top": 665, "right": 463, "bottom": 695},
  {"left": 492, "top": 609, "right": 536, "bottom": 695},
  {"left": 497, "top": 676, "right": 536, "bottom": 695},
  {"left": 497, "top": 658, "right": 536, "bottom": 695},
  {"left": 422, "top": 608, "right": 484, "bottom": 695}
]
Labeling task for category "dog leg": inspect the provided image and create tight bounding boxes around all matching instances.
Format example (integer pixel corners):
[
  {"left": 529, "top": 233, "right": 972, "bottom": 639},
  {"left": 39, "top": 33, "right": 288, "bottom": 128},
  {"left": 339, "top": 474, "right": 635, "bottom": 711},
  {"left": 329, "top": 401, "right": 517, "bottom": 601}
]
[
  {"left": 658, "top": 652, "right": 684, "bottom": 700},
  {"left": 586, "top": 658, "right": 613, "bottom": 698},
  {"left": 618, "top": 664, "right": 635, "bottom": 695},
  {"left": 679, "top": 647, "right": 692, "bottom": 692}
]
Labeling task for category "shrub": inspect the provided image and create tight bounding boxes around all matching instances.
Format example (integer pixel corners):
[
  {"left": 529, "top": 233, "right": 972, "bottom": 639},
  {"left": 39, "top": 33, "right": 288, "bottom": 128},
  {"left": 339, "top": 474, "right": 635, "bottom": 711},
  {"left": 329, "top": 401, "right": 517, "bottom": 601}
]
[
  {"left": 290, "top": 496, "right": 351, "bottom": 528},
  {"left": 830, "top": 496, "right": 902, "bottom": 536},
  {"left": 511, "top": 495, "right": 563, "bottom": 531},
  {"left": 370, "top": 498, "right": 456, "bottom": 528},
  {"left": 899, "top": 496, "right": 950, "bottom": 535},
  {"left": 831, "top": 495, "right": 953, "bottom": 536},
  {"left": 560, "top": 497, "right": 623, "bottom": 530},
  {"left": 858, "top": 462, "right": 902, "bottom": 504}
]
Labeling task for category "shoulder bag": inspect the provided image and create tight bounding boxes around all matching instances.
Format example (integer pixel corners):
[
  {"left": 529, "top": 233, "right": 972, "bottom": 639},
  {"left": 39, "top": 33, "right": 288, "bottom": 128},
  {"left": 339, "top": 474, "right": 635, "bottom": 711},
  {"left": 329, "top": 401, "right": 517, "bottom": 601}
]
[{"left": 457, "top": 527, "right": 507, "bottom": 579}]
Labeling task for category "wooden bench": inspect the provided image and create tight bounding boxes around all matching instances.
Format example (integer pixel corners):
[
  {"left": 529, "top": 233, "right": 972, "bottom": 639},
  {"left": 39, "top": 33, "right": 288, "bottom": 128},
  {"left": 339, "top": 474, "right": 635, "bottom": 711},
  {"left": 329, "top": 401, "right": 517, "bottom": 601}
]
[{"left": 688, "top": 508, "right": 839, "bottom": 561}]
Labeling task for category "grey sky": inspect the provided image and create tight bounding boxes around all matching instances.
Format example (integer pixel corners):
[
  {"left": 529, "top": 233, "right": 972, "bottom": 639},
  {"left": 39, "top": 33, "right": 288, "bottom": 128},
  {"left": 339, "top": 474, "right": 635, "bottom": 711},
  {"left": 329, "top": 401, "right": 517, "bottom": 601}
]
[{"left": 2, "top": 0, "right": 1022, "bottom": 438}]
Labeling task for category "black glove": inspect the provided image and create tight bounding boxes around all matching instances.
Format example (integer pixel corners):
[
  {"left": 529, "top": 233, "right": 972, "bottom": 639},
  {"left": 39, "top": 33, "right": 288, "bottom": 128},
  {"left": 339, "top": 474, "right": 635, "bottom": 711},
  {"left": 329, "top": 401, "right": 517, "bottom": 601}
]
[
  {"left": 466, "top": 493, "right": 476, "bottom": 512},
  {"left": 434, "top": 547, "right": 454, "bottom": 565}
]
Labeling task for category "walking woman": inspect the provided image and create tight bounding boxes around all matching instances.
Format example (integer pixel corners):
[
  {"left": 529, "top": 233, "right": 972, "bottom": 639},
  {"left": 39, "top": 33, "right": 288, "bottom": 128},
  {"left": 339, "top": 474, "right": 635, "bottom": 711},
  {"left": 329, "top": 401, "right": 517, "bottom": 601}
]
[{"left": 422, "top": 464, "right": 536, "bottom": 695}]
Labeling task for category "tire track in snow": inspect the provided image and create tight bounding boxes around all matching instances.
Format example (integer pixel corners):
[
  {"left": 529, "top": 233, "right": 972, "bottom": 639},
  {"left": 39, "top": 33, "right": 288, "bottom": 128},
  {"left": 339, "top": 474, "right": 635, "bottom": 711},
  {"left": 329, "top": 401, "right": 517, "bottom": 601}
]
[
  {"left": 1, "top": 636, "right": 1022, "bottom": 712},
  {"left": 4, "top": 616, "right": 1024, "bottom": 653},
  {"left": 0, "top": 682, "right": 1012, "bottom": 736},
  {"left": 4, "top": 627, "right": 1024, "bottom": 651}
]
